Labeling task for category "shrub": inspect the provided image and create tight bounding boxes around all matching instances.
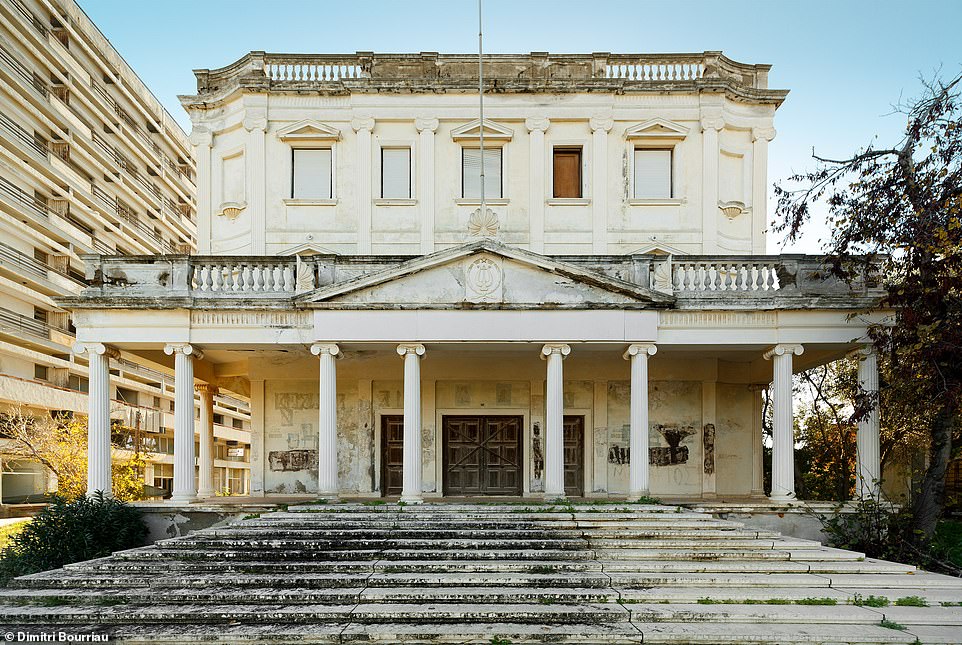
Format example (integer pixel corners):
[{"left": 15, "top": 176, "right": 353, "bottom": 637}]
[{"left": 0, "top": 492, "right": 147, "bottom": 585}]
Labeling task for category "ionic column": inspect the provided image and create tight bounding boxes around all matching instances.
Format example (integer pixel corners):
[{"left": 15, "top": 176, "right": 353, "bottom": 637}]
[
  {"left": 73, "top": 342, "right": 120, "bottom": 497},
  {"left": 188, "top": 126, "right": 213, "bottom": 253},
  {"left": 243, "top": 107, "right": 268, "bottom": 254},
  {"left": 700, "top": 112, "right": 724, "bottom": 253},
  {"left": 525, "top": 117, "right": 549, "bottom": 253},
  {"left": 196, "top": 384, "right": 218, "bottom": 498},
  {"left": 542, "top": 343, "right": 571, "bottom": 498},
  {"left": 589, "top": 115, "right": 613, "bottom": 254},
  {"left": 854, "top": 346, "right": 881, "bottom": 498},
  {"left": 751, "top": 127, "right": 776, "bottom": 254},
  {"left": 311, "top": 343, "right": 340, "bottom": 496},
  {"left": 352, "top": 116, "right": 375, "bottom": 254},
  {"left": 764, "top": 344, "right": 803, "bottom": 501},
  {"left": 397, "top": 344, "right": 425, "bottom": 503},
  {"left": 624, "top": 343, "right": 656, "bottom": 500},
  {"left": 415, "top": 118, "right": 439, "bottom": 255},
  {"left": 749, "top": 384, "right": 767, "bottom": 497},
  {"left": 165, "top": 343, "right": 202, "bottom": 504}
]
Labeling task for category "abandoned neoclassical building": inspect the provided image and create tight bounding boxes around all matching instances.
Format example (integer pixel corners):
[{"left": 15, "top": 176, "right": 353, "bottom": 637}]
[{"left": 59, "top": 52, "right": 885, "bottom": 504}]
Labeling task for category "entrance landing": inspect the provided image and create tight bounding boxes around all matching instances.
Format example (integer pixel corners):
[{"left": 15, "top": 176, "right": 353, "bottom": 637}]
[{"left": 4, "top": 502, "right": 960, "bottom": 643}]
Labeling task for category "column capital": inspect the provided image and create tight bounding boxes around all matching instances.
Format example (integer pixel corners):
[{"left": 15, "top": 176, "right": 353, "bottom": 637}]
[
  {"left": 752, "top": 126, "right": 777, "bottom": 142},
  {"left": 589, "top": 115, "right": 613, "bottom": 133},
  {"left": 242, "top": 108, "right": 268, "bottom": 132},
  {"left": 311, "top": 343, "right": 340, "bottom": 357},
  {"left": 748, "top": 383, "right": 769, "bottom": 393},
  {"left": 415, "top": 117, "right": 439, "bottom": 133},
  {"left": 164, "top": 343, "right": 204, "bottom": 361},
  {"left": 189, "top": 126, "right": 212, "bottom": 147},
  {"left": 763, "top": 344, "right": 803, "bottom": 360},
  {"left": 195, "top": 383, "right": 219, "bottom": 396},
  {"left": 701, "top": 117, "right": 725, "bottom": 132},
  {"left": 72, "top": 342, "right": 120, "bottom": 360},
  {"left": 397, "top": 343, "right": 426, "bottom": 357},
  {"left": 623, "top": 343, "right": 657, "bottom": 360},
  {"left": 847, "top": 344, "right": 877, "bottom": 360},
  {"left": 351, "top": 116, "right": 375, "bottom": 133},
  {"left": 541, "top": 343, "right": 571, "bottom": 359},
  {"left": 525, "top": 117, "right": 550, "bottom": 133}
]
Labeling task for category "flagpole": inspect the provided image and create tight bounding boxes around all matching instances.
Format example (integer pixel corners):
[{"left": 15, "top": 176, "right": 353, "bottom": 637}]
[{"left": 478, "top": 0, "right": 485, "bottom": 215}]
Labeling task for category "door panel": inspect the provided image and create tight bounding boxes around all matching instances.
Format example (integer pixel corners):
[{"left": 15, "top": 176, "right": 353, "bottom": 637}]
[
  {"left": 380, "top": 415, "right": 404, "bottom": 496},
  {"left": 444, "top": 415, "right": 523, "bottom": 496},
  {"left": 563, "top": 415, "right": 585, "bottom": 497}
]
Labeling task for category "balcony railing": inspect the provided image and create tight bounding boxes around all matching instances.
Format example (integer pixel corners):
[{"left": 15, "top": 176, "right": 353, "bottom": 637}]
[
  {"left": 0, "top": 241, "right": 49, "bottom": 279},
  {"left": 0, "top": 175, "right": 49, "bottom": 219},
  {"left": 0, "top": 111, "right": 49, "bottom": 161},
  {"left": 0, "top": 307, "right": 51, "bottom": 341},
  {"left": 0, "top": 42, "right": 48, "bottom": 98}
]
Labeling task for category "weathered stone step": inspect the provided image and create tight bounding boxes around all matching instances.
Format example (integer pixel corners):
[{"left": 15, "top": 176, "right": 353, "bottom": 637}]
[
  {"left": 0, "top": 602, "right": 628, "bottom": 626},
  {"left": 120, "top": 547, "right": 596, "bottom": 563},
  {"left": 207, "top": 527, "right": 589, "bottom": 539},
  {"left": 627, "top": 603, "right": 962, "bottom": 625},
  {"left": 588, "top": 538, "right": 819, "bottom": 549},
  {"left": 162, "top": 537, "right": 590, "bottom": 551},
  {"left": 634, "top": 622, "right": 916, "bottom": 644},
  {"left": 618, "top": 585, "right": 962, "bottom": 605}
]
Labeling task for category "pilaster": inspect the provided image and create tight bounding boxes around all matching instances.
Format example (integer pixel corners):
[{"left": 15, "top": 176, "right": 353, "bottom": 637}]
[
  {"left": 526, "top": 117, "right": 549, "bottom": 253},
  {"left": 416, "top": 118, "right": 439, "bottom": 255},
  {"left": 751, "top": 126, "right": 776, "bottom": 254},
  {"left": 590, "top": 116, "right": 613, "bottom": 254},
  {"left": 352, "top": 116, "right": 376, "bottom": 254},
  {"left": 243, "top": 106, "right": 268, "bottom": 254},
  {"left": 189, "top": 126, "right": 213, "bottom": 254},
  {"left": 700, "top": 110, "right": 724, "bottom": 253}
]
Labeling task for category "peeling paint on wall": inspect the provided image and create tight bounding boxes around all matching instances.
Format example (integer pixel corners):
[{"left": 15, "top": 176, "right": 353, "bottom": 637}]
[
  {"left": 608, "top": 444, "right": 629, "bottom": 465},
  {"left": 268, "top": 449, "right": 317, "bottom": 472},
  {"left": 650, "top": 424, "right": 696, "bottom": 466},
  {"left": 703, "top": 423, "right": 716, "bottom": 475}
]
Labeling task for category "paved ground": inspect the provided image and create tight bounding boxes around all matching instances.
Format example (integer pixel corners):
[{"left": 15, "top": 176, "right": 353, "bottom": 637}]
[{"left": 0, "top": 501, "right": 960, "bottom": 643}]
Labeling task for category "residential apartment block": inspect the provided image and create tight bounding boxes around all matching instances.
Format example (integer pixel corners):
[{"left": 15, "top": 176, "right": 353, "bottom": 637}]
[{"left": 0, "top": 0, "right": 250, "bottom": 501}]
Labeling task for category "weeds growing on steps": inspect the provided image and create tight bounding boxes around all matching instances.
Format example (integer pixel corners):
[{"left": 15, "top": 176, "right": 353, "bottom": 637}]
[{"left": 853, "top": 594, "right": 890, "bottom": 607}]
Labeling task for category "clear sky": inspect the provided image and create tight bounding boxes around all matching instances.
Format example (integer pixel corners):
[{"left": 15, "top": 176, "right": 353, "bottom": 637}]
[{"left": 78, "top": 0, "right": 962, "bottom": 254}]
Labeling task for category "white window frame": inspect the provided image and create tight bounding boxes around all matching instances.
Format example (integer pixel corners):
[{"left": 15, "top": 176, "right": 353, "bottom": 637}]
[
  {"left": 374, "top": 141, "right": 416, "bottom": 205},
  {"left": 625, "top": 118, "right": 688, "bottom": 206},
  {"left": 630, "top": 147, "right": 674, "bottom": 201},
  {"left": 546, "top": 139, "right": 591, "bottom": 205},
  {"left": 289, "top": 147, "right": 336, "bottom": 203},
  {"left": 458, "top": 145, "right": 507, "bottom": 203}
]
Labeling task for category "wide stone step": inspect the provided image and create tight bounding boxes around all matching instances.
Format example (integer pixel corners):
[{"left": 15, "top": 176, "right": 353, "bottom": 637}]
[
  {"left": 0, "top": 602, "right": 628, "bottom": 626},
  {"left": 162, "top": 537, "right": 590, "bottom": 551},
  {"left": 206, "top": 527, "right": 589, "bottom": 539},
  {"left": 627, "top": 603, "right": 962, "bottom": 625},
  {"left": 635, "top": 622, "right": 918, "bottom": 644},
  {"left": 588, "top": 538, "right": 819, "bottom": 549},
  {"left": 121, "top": 548, "right": 596, "bottom": 563}
]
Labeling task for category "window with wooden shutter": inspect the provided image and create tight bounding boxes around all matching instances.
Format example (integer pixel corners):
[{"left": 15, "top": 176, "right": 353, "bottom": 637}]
[
  {"left": 462, "top": 147, "right": 502, "bottom": 199},
  {"left": 633, "top": 149, "right": 672, "bottom": 198},
  {"left": 381, "top": 147, "right": 411, "bottom": 198},
  {"left": 292, "top": 148, "right": 332, "bottom": 199},
  {"left": 552, "top": 148, "right": 582, "bottom": 198}
]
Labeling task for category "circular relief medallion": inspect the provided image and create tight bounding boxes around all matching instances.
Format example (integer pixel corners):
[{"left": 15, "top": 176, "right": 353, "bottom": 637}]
[{"left": 466, "top": 258, "right": 502, "bottom": 299}]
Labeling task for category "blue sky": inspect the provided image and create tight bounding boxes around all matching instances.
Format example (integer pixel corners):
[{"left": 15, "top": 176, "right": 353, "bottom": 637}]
[{"left": 78, "top": 0, "right": 962, "bottom": 253}]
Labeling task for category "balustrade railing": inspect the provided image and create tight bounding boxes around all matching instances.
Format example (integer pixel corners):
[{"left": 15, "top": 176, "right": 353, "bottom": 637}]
[
  {"left": 191, "top": 260, "right": 296, "bottom": 295},
  {"left": 666, "top": 259, "right": 781, "bottom": 293},
  {"left": 265, "top": 56, "right": 363, "bottom": 82},
  {"left": 605, "top": 58, "right": 703, "bottom": 81}
]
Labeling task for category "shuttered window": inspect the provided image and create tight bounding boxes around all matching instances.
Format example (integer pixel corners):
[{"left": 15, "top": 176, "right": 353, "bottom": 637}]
[
  {"left": 292, "top": 148, "right": 333, "bottom": 200},
  {"left": 381, "top": 148, "right": 411, "bottom": 198},
  {"left": 553, "top": 148, "right": 582, "bottom": 198},
  {"left": 633, "top": 149, "right": 672, "bottom": 198},
  {"left": 462, "top": 147, "right": 502, "bottom": 199}
]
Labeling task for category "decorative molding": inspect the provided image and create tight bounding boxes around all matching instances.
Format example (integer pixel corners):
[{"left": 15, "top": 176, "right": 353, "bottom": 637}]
[
  {"left": 763, "top": 343, "right": 804, "bottom": 360},
  {"left": 450, "top": 118, "right": 513, "bottom": 142},
  {"left": 466, "top": 207, "right": 500, "bottom": 239},
  {"left": 310, "top": 343, "right": 340, "bottom": 357},
  {"left": 847, "top": 344, "right": 877, "bottom": 360},
  {"left": 660, "top": 311, "right": 777, "bottom": 328},
  {"left": 397, "top": 343, "right": 426, "bottom": 357},
  {"left": 190, "top": 311, "right": 311, "bottom": 328},
  {"left": 415, "top": 117, "right": 439, "bottom": 133},
  {"left": 525, "top": 117, "right": 550, "bottom": 133},
  {"left": 464, "top": 256, "right": 503, "bottom": 303},
  {"left": 623, "top": 343, "right": 657, "bottom": 360},
  {"left": 188, "top": 126, "right": 212, "bottom": 147},
  {"left": 164, "top": 343, "right": 204, "bottom": 361},
  {"left": 718, "top": 200, "right": 746, "bottom": 220},
  {"left": 195, "top": 383, "right": 219, "bottom": 396},
  {"left": 242, "top": 108, "right": 268, "bottom": 132},
  {"left": 625, "top": 118, "right": 689, "bottom": 141},
  {"left": 216, "top": 201, "right": 246, "bottom": 220},
  {"left": 276, "top": 119, "right": 341, "bottom": 142},
  {"left": 350, "top": 116, "right": 376, "bottom": 133},
  {"left": 72, "top": 342, "right": 120, "bottom": 360},
  {"left": 700, "top": 113, "right": 725, "bottom": 131},
  {"left": 752, "top": 126, "right": 777, "bottom": 142},
  {"left": 540, "top": 343, "right": 571, "bottom": 359},
  {"left": 589, "top": 115, "right": 614, "bottom": 133}
]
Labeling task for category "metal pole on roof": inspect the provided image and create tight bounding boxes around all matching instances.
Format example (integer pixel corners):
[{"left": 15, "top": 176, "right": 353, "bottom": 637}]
[{"left": 478, "top": 0, "right": 485, "bottom": 214}]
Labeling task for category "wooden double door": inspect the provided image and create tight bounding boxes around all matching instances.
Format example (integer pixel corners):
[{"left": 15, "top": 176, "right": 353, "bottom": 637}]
[{"left": 380, "top": 414, "right": 584, "bottom": 497}]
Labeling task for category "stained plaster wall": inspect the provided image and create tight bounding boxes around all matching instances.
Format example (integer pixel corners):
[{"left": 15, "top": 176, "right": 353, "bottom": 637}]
[{"left": 249, "top": 351, "right": 757, "bottom": 497}]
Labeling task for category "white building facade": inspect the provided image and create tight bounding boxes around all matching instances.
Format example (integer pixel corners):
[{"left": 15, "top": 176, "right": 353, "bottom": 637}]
[
  {"left": 0, "top": 0, "right": 250, "bottom": 501},
  {"left": 60, "top": 52, "right": 884, "bottom": 502}
]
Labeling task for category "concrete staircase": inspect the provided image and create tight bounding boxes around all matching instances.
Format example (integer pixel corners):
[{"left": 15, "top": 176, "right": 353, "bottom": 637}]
[{"left": 1, "top": 502, "right": 961, "bottom": 643}]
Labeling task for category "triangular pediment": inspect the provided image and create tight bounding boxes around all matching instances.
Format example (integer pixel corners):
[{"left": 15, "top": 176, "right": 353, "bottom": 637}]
[
  {"left": 276, "top": 120, "right": 341, "bottom": 142},
  {"left": 297, "top": 241, "right": 673, "bottom": 308},
  {"left": 625, "top": 118, "right": 689, "bottom": 140},
  {"left": 629, "top": 242, "right": 687, "bottom": 256},
  {"left": 450, "top": 119, "right": 514, "bottom": 142},
  {"left": 278, "top": 242, "right": 339, "bottom": 257}
]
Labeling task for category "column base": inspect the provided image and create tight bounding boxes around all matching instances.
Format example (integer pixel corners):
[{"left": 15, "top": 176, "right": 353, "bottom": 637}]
[
  {"left": 197, "top": 489, "right": 215, "bottom": 499},
  {"left": 768, "top": 492, "right": 797, "bottom": 503},
  {"left": 399, "top": 495, "right": 423, "bottom": 504},
  {"left": 626, "top": 490, "right": 650, "bottom": 502},
  {"left": 544, "top": 492, "right": 566, "bottom": 502},
  {"left": 168, "top": 494, "right": 198, "bottom": 505},
  {"left": 317, "top": 490, "right": 340, "bottom": 499}
]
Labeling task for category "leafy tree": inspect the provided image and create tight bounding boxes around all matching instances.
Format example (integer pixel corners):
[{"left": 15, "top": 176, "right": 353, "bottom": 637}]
[{"left": 774, "top": 72, "right": 962, "bottom": 540}]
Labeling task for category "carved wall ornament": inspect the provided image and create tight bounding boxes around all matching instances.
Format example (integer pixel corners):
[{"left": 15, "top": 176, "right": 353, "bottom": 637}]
[
  {"left": 467, "top": 207, "right": 500, "bottom": 239},
  {"left": 718, "top": 200, "right": 746, "bottom": 220},
  {"left": 465, "top": 257, "right": 503, "bottom": 302},
  {"left": 217, "top": 201, "right": 246, "bottom": 220},
  {"left": 651, "top": 255, "right": 674, "bottom": 294}
]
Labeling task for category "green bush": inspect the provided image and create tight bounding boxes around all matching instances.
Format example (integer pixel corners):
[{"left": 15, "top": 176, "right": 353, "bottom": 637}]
[{"left": 0, "top": 492, "right": 147, "bottom": 585}]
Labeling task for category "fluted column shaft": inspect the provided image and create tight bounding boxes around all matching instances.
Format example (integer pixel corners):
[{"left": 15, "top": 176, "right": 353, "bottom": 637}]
[
  {"left": 750, "top": 385, "right": 766, "bottom": 497},
  {"left": 542, "top": 343, "right": 570, "bottom": 498},
  {"left": 74, "top": 343, "right": 117, "bottom": 497},
  {"left": 765, "top": 344, "right": 803, "bottom": 501},
  {"left": 398, "top": 344, "right": 425, "bottom": 503},
  {"left": 312, "top": 343, "right": 340, "bottom": 496},
  {"left": 856, "top": 347, "right": 881, "bottom": 498},
  {"left": 625, "top": 343, "right": 656, "bottom": 500},
  {"left": 166, "top": 343, "right": 201, "bottom": 504},
  {"left": 196, "top": 384, "right": 218, "bottom": 498}
]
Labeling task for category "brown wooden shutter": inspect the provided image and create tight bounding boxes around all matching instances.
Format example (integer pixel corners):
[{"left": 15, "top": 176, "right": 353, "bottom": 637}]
[{"left": 553, "top": 148, "right": 582, "bottom": 198}]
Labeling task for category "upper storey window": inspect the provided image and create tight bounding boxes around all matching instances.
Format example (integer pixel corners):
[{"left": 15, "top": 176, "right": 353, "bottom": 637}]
[
  {"left": 451, "top": 119, "right": 513, "bottom": 202},
  {"left": 552, "top": 147, "right": 583, "bottom": 198},
  {"left": 381, "top": 147, "right": 412, "bottom": 199},
  {"left": 633, "top": 149, "right": 672, "bottom": 199},
  {"left": 292, "top": 149, "right": 333, "bottom": 199}
]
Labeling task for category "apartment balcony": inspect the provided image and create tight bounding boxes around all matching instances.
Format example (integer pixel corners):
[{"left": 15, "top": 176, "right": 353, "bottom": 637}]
[
  {"left": 0, "top": 240, "right": 85, "bottom": 296},
  {"left": 0, "top": 306, "right": 73, "bottom": 353}
]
